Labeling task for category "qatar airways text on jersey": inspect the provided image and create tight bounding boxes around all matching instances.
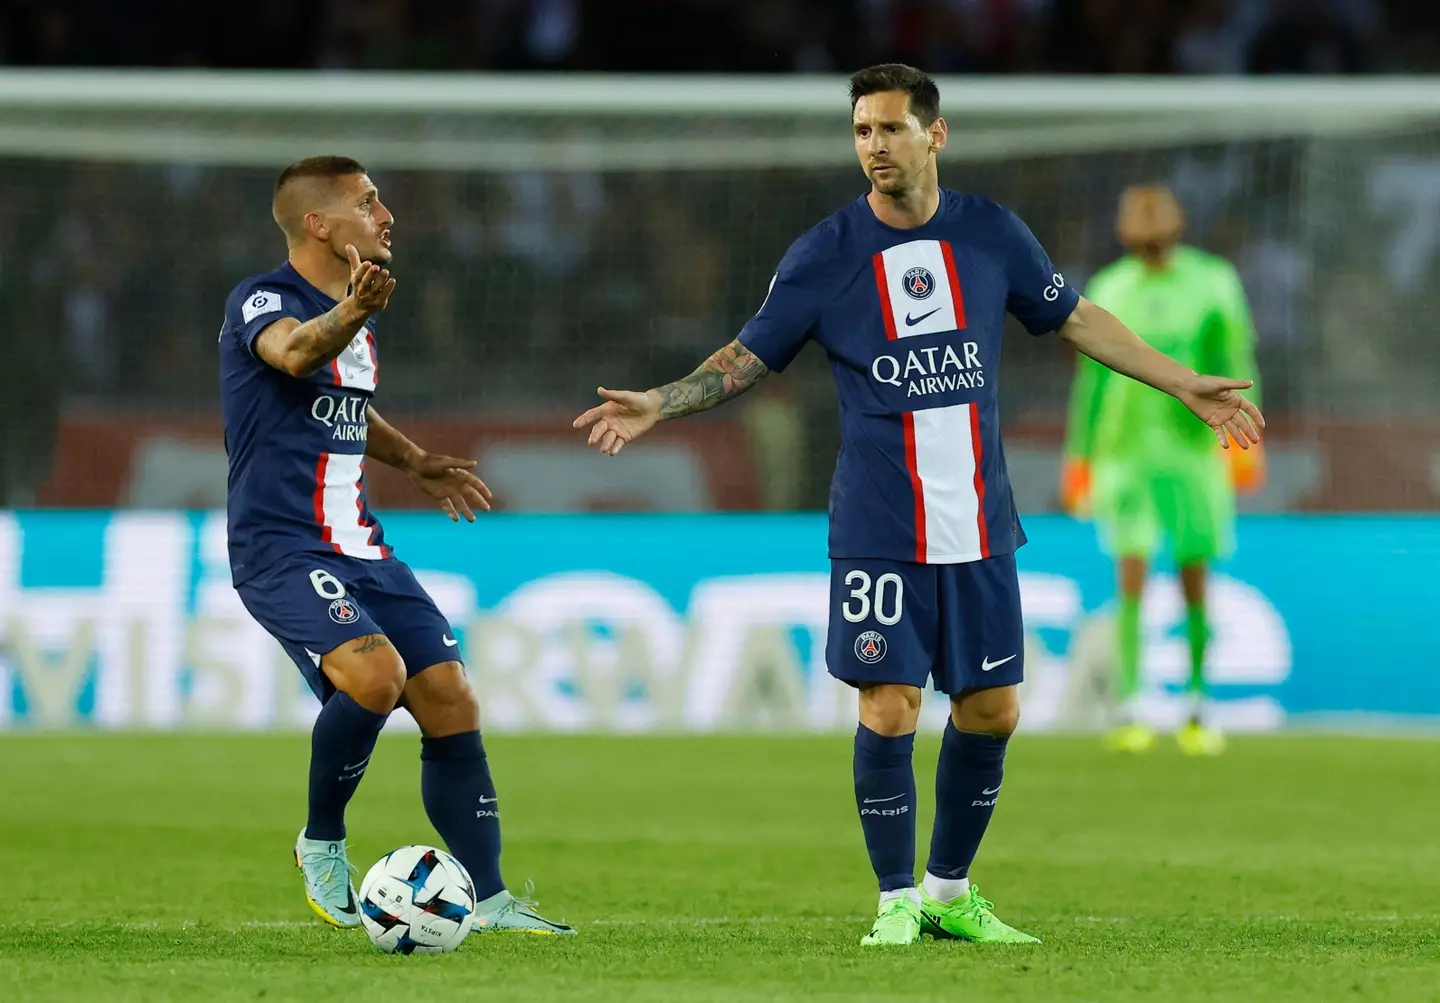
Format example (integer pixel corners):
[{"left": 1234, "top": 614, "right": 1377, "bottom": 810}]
[
  {"left": 219, "top": 262, "right": 391, "bottom": 585},
  {"left": 738, "top": 190, "right": 1079, "bottom": 565}
]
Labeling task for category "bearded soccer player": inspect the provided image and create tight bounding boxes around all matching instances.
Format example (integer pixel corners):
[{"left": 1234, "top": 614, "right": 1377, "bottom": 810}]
[
  {"left": 220, "top": 156, "right": 573, "bottom": 935},
  {"left": 574, "top": 67, "right": 1264, "bottom": 946},
  {"left": 1062, "top": 186, "right": 1263, "bottom": 757}
]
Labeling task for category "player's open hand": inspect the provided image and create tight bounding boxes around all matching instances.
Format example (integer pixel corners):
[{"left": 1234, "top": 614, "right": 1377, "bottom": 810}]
[
  {"left": 405, "top": 452, "right": 493, "bottom": 522},
  {"left": 345, "top": 244, "right": 396, "bottom": 315},
  {"left": 1176, "top": 375, "right": 1265, "bottom": 449},
  {"left": 572, "top": 387, "right": 661, "bottom": 457}
]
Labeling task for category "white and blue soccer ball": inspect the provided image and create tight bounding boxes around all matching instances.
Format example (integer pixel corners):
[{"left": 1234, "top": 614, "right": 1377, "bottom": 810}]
[{"left": 358, "top": 845, "right": 476, "bottom": 954}]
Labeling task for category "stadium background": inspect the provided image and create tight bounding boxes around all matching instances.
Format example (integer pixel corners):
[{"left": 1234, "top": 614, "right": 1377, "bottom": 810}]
[{"left": 1, "top": 0, "right": 1439, "bottom": 735}]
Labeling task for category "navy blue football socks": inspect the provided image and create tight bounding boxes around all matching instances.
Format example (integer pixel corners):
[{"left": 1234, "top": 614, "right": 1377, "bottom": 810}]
[
  {"left": 304, "top": 692, "right": 388, "bottom": 841},
  {"left": 853, "top": 724, "right": 917, "bottom": 892},
  {"left": 421, "top": 730, "right": 505, "bottom": 901},
  {"left": 927, "top": 720, "right": 1008, "bottom": 881}
]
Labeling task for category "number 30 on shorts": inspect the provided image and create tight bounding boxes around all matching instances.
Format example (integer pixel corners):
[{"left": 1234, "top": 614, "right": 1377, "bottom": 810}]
[{"left": 842, "top": 570, "right": 904, "bottom": 625}]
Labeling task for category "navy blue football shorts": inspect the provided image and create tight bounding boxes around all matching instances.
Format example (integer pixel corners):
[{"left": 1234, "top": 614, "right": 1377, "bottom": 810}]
[
  {"left": 825, "top": 553, "right": 1024, "bottom": 695},
  {"left": 236, "top": 551, "right": 460, "bottom": 702}
]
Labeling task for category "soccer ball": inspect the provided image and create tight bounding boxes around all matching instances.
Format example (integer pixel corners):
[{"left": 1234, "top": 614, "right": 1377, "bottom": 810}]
[{"left": 358, "top": 845, "right": 476, "bottom": 954}]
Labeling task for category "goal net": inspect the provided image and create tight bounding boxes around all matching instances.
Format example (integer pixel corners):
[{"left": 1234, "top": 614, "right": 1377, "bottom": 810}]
[{"left": 1, "top": 71, "right": 1438, "bottom": 512}]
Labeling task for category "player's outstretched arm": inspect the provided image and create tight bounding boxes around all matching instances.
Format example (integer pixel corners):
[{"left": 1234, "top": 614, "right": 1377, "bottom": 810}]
[
  {"left": 652, "top": 339, "right": 771, "bottom": 419},
  {"left": 572, "top": 339, "right": 770, "bottom": 456},
  {"left": 254, "top": 245, "right": 395, "bottom": 378},
  {"left": 364, "top": 406, "right": 492, "bottom": 522},
  {"left": 1059, "top": 296, "right": 1265, "bottom": 450}
]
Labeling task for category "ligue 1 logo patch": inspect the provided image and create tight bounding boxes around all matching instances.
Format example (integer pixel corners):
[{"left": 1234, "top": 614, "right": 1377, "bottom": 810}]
[
  {"left": 329, "top": 598, "right": 359, "bottom": 625},
  {"left": 855, "top": 630, "right": 887, "bottom": 664},
  {"left": 902, "top": 266, "right": 935, "bottom": 300}
]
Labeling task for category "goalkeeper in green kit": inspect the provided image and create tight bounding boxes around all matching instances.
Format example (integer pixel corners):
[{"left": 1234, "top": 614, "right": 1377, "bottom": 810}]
[{"left": 1062, "top": 186, "right": 1263, "bottom": 756}]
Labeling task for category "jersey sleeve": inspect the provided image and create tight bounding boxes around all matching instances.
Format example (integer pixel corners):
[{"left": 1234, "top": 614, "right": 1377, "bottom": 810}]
[
  {"left": 737, "top": 232, "right": 830, "bottom": 373},
  {"left": 999, "top": 208, "right": 1080, "bottom": 336},
  {"left": 226, "top": 281, "right": 302, "bottom": 358},
  {"left": 1207, "top": 261, "right": 1261, "bottom": 408}
]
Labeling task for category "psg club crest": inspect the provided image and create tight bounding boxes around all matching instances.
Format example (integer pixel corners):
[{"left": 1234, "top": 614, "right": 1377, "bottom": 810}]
[
  {"left": 329, "top": 598, "right": 360, "bottom": 625},
  {"left": 854, "top": 630, "right": 887, "bottom": 664},
  {"left": 902, "top": 266, "right": 935, "bottom": 300}
]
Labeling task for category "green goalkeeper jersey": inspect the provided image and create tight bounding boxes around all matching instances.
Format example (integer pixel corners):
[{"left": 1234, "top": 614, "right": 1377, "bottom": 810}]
[{"left": 1065, "top": 245, "right": 1260, "bottom": 465}]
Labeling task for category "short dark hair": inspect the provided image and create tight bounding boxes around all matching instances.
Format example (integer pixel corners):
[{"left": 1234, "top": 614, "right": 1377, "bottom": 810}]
[
  {"left": 849, "top": 64, "right": 941, "bottom": 126},
  {"left": 271, "top": 156, "right": 368, "bottom": 243},
  {"left": 275, "top": 155, "right": 367, "bottom": 194}
]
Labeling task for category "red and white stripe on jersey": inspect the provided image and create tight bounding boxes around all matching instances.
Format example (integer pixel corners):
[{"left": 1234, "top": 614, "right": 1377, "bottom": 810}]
[
  {"left": 312, "top": 452, "right": 388, "bottom": 560},
  {"left": 901, "top": 404, "right": 989, "bottom": 563},
  {"left": 327, "top": 327, "right": 379, "bottom": 391},
  {"left": 874, "top": 239, "right": 988, "bottom": 564},
  {"left": 871, "top": 239, "right": 967, "bottom": 341}
]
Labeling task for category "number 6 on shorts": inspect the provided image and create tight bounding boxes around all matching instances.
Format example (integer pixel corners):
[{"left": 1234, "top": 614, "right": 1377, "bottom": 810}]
[{"left": 309, "top": 569, "right": 346, "bottom": 599}]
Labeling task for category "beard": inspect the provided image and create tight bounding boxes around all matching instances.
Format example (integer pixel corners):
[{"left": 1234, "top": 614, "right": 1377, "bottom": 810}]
[{"left": 870, "top": 170, "right": 911, "bottom": 197}]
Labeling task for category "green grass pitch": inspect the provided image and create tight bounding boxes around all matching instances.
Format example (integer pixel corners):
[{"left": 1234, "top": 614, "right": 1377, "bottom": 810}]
[{"left": 1, "top": 732, "right": 1437, "bottom": 1001}]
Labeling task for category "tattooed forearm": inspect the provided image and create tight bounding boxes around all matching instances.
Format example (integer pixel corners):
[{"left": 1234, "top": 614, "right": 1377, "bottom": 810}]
[
  {"left": 256, "top": 300, "right": 368, "bottom": 377},
  {"left": 654, "top": 340, "right": 771, "bottom": 420},
  {"left": 289, "top": 301, "right": 368, "bottom": 371},
  {"left": 351, "top": 634, "right": 391, "bottom": 655}
]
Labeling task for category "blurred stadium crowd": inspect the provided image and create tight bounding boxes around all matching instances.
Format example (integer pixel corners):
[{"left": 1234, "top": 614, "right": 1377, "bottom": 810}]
[
  {"left": 3, "top": 143, "right": 1433, "bottom": 514},
  {"left": 0, "top": 0, "right": 1435, "bottom": 75}
]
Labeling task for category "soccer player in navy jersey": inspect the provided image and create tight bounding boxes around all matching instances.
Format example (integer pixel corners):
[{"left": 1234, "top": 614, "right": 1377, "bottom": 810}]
[
  {"left": 574, "top": 66, "right": 1263, "bottom": 945},
  {"left": 220, "top": 156, "right": 572, "bottom": 935}
]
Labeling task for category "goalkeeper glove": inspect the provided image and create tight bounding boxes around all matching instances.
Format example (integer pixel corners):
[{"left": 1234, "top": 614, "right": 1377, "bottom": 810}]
[
  {"left": 1059, "top": 457, "right": 1091, "bottom": 516},
  {"left": 1226, "top": 440, "right": 1265, "bottom": 493}
]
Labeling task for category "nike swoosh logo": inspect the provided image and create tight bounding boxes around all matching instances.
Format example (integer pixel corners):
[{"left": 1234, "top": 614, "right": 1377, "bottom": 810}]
[
  {"left": 862, "top": 794, "right": 906, "bottom": 804},
  {"left": 478, "top": 795, "right": 498, "bottom": 804},
  {"left": 442, "top": 635, "right": 459, "bottom": 647},
  {"left": 342, "top": 756, "right": 371, "bottom": 773},
  {"left": 981, "top": 785, "right": 1001, "bottom": 795},
  {"left": 904, "top": 308, "right": 941, "bottom": 326},
  {"left": 981, "top": 654, "right": 1017, "bottom": 672}
]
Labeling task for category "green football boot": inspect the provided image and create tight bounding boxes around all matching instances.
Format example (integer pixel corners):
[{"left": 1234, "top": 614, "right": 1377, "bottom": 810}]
[
  {"left": 860, "top": 892, "right": 923, "bottom": 946},
  {"left": 1176, "top": 720, "right": 1226, "bottom": 756},
  {"left": 918, "top": 884, "right": 1040, "bottom": 944},
  {"left": 1105, "top": 721, "right": 1157, "bottom": 754}
]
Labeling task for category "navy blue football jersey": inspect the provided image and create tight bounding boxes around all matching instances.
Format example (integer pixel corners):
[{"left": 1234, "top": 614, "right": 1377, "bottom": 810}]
[
  {"left": 739, "top": 190, "right": 1079, "bottom": 564},
  {"left": 220, "top": 262, "right": 388, "bottom": 585}
]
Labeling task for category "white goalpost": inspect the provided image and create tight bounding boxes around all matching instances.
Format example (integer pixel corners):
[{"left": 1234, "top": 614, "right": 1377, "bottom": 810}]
[{"left": 0, "top": 71, "right": 1438, "bottom": 168}]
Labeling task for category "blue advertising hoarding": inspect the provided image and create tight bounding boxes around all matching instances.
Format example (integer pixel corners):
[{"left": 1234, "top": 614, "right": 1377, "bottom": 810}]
[{"left": 0, "top": 511, "right": 1436, "bottom": 731}]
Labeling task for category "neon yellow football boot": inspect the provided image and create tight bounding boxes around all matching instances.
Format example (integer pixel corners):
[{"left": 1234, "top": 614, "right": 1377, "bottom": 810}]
[
  {"left": 860, "top": 892, "right": 922, "bottom": 946},
  {"left": 1105, "top": 721, "right": 1157, "bottom": 754},
  {"left": 1176, "top": 720, "right": 1226, "bottom": 756},
  {"left": 919, "top": 884, "right": 1040, "bottom": 944}
]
